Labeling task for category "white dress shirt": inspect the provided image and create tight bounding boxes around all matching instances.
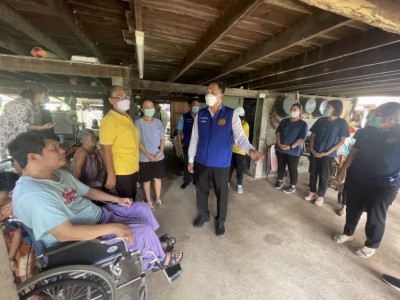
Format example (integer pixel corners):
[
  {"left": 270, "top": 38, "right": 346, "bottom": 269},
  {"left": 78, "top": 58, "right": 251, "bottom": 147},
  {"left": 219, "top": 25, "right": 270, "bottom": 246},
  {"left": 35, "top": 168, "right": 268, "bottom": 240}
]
[{"left": 188, "top": 106, "right": 255, "bottom": 163}]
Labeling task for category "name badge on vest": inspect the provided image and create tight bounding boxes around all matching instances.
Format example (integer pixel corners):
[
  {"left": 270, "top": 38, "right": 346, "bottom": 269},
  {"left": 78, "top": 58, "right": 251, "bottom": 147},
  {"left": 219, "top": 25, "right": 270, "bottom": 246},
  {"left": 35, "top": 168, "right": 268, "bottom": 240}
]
[
  {"left": 218, "top": 118, "right": 226, "bottom": 126},
  {"left": 200, "top": 116, "right": 208, "bottom": 123}
]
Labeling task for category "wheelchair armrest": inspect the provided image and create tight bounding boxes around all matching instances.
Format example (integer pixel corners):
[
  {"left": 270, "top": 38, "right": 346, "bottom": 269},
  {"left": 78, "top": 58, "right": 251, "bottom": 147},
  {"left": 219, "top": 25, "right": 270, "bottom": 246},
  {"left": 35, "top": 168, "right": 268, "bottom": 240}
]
[{"left": 43, "top": 238, "right": 129, "bottom": 270}]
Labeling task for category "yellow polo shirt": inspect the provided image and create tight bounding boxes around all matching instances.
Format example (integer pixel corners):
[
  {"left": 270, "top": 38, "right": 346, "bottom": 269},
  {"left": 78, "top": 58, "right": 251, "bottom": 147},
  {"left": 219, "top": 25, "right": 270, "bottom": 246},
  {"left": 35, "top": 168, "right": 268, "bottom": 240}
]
[
  {"left": 99, "top": 110, "right": 139, "bottom": 175},
  {"left": 232, "top": 120, "right": 250, "bottom": 155}
]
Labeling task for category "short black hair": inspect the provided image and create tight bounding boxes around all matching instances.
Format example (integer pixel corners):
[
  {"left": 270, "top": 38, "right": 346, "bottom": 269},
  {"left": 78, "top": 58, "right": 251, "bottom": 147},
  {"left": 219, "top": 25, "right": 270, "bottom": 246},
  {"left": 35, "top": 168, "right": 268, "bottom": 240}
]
[
  {"left": 291, "top": 103, "right": 303, "bottom": 112},
  {"left": 208, "top": 81, "right": 225, "bottom": 94},
  {"left": 377, "top": 102, "right": 400, "bottom": 122},
  {"left": 0, "top": 172, "right": 19, "bottom": 192},
  {"left": 8, "top": 131, "right": 59, "bottom": 169},
  {"left": 188, "top": 97, "right": 200, "bottom": 105},
  {"left": 327, "top": 99, "right": 343, "bottom": 117}
]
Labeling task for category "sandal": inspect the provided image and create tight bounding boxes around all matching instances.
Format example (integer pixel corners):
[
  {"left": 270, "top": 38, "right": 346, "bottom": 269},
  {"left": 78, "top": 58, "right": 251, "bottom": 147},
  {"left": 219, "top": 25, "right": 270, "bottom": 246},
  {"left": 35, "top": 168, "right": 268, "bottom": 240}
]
[
  {"left": 155, "top": 199, "right": 166, "bottom": 208},
  {"left": 163, "top": 250, "right": 183, "bottom": 268},
  {"left": 355, "top": 246, "right": 376, "bottom": 258},
  {"left": 160, "top": 234, "right": 176, "bottom": 251},
  {"left": 147, "top": 201, "right": 154, "bottom": 210}
]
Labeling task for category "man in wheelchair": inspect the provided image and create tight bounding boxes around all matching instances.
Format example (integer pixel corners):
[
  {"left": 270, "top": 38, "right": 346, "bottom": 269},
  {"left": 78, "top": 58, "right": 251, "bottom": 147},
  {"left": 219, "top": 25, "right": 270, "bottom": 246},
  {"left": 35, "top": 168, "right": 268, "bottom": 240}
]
[{"left": 8, "top": 131, "right": 183, "bottom": 271}]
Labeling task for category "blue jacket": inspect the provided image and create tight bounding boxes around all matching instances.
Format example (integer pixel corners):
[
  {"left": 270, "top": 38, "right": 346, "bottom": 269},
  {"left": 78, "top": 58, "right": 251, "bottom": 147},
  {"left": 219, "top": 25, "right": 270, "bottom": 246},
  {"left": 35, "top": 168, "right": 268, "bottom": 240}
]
[
  {"left": 182, "top": 112, "right": 194, "bottom": 148},
  {"left": 195, "top": 105, "right": 234, "bottom": 168}
]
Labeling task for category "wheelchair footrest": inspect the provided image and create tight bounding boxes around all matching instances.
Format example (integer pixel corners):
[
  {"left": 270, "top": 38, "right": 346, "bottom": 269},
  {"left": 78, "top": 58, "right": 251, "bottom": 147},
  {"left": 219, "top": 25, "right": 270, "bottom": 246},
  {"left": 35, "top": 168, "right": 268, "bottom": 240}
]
[{"left": 164, "top": 264, "right": 182, "bottom": 282}]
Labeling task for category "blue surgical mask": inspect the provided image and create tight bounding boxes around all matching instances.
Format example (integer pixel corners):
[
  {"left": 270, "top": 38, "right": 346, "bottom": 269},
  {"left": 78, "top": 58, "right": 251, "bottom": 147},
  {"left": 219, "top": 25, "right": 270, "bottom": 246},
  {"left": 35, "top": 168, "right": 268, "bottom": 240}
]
[
  {"left": 191, "top": 106, "right": 199, "bottom": 114},
  {"left": 368, "top": 115, "right": 383, "bottom": 128},
  {"left": 144, "top": 108, "right": 155, "bottom": 117}
]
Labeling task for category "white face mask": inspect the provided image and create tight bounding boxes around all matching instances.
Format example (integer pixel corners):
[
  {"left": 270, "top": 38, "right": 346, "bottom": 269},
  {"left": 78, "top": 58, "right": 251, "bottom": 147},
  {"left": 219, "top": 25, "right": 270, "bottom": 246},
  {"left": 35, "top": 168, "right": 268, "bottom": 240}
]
[
  {"left": 205, "top": 94, "right": 218, "bottom": 107},
  {"left": 291, "top": 111, "right": 300, "bottom": 118},
  {"left": 116, "top": 99, "right": 130, "bottom": 111}
]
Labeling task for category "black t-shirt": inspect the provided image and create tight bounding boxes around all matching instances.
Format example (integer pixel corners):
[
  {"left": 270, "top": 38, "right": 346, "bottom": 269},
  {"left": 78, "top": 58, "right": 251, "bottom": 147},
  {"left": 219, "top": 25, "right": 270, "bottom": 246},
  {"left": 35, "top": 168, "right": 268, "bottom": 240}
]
[{"left": 347, "top": 125, "right": 400, "bottom": 186}]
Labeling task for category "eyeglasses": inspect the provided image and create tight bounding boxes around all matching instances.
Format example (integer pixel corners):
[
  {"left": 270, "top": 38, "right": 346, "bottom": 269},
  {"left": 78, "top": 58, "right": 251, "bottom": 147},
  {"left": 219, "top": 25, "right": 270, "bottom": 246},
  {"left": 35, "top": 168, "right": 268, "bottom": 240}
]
[{"left": 110, "top": 96, "right": 131, "bottom": 101}]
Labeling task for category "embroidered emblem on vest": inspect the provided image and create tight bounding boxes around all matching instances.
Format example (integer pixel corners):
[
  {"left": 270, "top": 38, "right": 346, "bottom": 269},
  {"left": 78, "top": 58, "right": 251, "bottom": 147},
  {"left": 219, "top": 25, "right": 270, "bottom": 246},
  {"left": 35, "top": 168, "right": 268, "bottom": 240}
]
[{"left": 218, "top": 118, "right": 226, "bottom": 126}]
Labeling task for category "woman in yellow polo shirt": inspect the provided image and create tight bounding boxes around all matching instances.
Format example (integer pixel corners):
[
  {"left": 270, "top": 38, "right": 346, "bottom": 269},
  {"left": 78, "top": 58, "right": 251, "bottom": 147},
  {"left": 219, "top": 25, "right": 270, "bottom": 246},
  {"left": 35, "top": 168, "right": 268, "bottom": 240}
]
[
  {"left": 229, "top": 106, "right": 250, "bottom": 194},
  {"left": 99, "top": 86, "right": 140, "bottom": 199}
]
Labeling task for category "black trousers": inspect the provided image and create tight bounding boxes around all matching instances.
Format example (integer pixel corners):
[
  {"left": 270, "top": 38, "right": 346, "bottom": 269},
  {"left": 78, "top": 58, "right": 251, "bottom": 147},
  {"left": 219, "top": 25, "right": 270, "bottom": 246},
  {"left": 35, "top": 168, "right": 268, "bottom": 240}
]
[
  {"left": 182, "top": 146, "right": 194, "bottom": 185},
  {"left": 229, "top": 153, "right": 245, "bottom": 185},
  {"left": 276, "top": 152, "right": 301, "bottom": 186},
  {"left": 309, "top": 155, "right": 334, "bottom": 197},
  {"left": 115, "top": 172, "right": 138, "bottom": 200},
  {"left": 343, "top": 179, "right": 399, "bottom": 248},
  {"left": 195, "top": 162, "right": 229, "bottom": 224}
]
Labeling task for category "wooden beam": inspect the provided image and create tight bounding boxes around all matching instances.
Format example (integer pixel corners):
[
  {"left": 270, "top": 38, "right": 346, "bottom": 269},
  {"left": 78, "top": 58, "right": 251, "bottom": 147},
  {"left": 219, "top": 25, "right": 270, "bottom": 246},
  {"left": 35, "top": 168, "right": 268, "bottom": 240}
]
[
  {"left": 303, "top": 84, "right": 400, "bottom": 97},
  {"left": 0, "top": 32, "right": 30, "bottom": 55},
  {"left": 0, "top": 0, "right": 70, "bottom": 59},
  {"left": 201, "top": 10, "right": 352, "bottom": 83},
  {"left": 5, "top": 0, "right": 58, "bottom": 15},
  {"left": 131, "top": 78, "right": 260, "bottom": 98},
  {"left": 249, "top": 43, "right": 400, "bottom": 89},
  {"left": 131, "top": 0, "right": 142, "bottom": 31},
  {"left": 227, "top": 28, "right": 400, "bottom": 87},
  {"left": 0, "top": 54, "right": 129, "bottom": 78},
  {"left": 169, "top": 0, "right": 265, "bottom": 82},
  {"left": 44, "top": 0, "right": 107, "bottom": 63},
  {"left": 299, "top": 0, "right": 400, "bottom": 34},
  {"left": 265, "top": 0, "right": 313, "bottom": 14}
]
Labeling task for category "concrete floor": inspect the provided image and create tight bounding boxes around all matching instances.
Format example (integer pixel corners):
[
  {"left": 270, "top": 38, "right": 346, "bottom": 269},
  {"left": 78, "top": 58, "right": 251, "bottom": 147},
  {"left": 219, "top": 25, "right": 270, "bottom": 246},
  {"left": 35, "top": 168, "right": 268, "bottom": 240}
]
[{"left": 119, "top": 150, "right": 400, "bottom": 300}]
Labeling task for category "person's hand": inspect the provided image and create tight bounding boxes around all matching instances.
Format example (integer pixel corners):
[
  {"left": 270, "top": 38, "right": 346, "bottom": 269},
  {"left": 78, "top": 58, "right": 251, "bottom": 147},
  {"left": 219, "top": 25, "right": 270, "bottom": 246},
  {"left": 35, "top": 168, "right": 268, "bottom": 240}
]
[
  {"left": 112, "top": 224, "right": 134, "bottom": 244},
  {"left": 249, "top": 149, "right": 263, "bottom": 162},
  {"left": 41, "top": 123, "right": 55, "bottom": 130},
  {"left": 281, "top": 145, "right": 290, "bottom": 151},
  {"left": 154, "top": 152, "right": 163, "bottom": 161},
  {"left": 315, "top": 152, "right": 327, "bottom": 158},
  {"left": 105, "top": 173, "right": 116, "bottom": 189},
  {"left": 9, "top": 259, "right": 16, "bottom": 271},
  {"left": 188, "top": 163, "right": 194, "bottom": 174},
  {"left": 310, "top": 149, "right": 317, "bottom": 156},
  {"left": 177, "top": 147, "right": 183, "bottom": 157},
  {"left": 118, "top": 197, "right": 132, "bottom": 207},
  {"left": 147, "top": 154, "right": 156, "bottom": 162}
]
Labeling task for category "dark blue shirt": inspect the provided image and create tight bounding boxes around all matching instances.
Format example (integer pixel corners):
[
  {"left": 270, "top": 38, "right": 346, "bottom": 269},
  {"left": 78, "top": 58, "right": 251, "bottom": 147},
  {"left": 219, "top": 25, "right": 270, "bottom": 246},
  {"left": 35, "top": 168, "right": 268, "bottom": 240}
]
[
  {"left": 310, "top": 117, "right": 350, "bottom": 157},
  {"left": 275, "top": 118, "right": 308, "bottom": 156},
  {"left": 347, "top": 125, "right": 400, "bottom": 187}
]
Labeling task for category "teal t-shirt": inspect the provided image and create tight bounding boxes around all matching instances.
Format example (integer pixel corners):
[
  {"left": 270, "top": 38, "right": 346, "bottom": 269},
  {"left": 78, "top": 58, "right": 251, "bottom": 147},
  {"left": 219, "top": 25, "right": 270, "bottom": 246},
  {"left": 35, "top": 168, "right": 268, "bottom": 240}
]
[{"left": 12, "top": 169, "right": 102, "bottom": 248}]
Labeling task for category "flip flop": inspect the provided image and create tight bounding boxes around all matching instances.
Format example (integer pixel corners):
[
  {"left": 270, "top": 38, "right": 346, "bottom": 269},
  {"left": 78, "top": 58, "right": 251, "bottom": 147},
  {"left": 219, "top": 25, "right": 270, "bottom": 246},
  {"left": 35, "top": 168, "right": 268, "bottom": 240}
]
[
  {"left": 159, "top": 234, "right": 176, "bottom": 251},
  {"left": 155, "top": 199, "right": 166, "bottom": 208}
]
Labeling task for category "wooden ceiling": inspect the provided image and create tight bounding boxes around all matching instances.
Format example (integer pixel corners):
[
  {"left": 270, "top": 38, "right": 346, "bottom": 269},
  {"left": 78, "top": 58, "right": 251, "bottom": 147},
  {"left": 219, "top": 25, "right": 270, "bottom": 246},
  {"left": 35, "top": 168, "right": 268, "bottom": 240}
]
[{"left": 0, "top": 0, "right": 399, "bottom": 97}]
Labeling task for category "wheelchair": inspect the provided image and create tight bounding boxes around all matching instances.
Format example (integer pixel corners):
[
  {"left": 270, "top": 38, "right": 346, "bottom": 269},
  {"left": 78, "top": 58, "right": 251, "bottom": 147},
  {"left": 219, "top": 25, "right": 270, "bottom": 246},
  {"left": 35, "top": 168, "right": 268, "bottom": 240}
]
[{"left": 4, "top": 218, "right": 182, "bottom": 300}]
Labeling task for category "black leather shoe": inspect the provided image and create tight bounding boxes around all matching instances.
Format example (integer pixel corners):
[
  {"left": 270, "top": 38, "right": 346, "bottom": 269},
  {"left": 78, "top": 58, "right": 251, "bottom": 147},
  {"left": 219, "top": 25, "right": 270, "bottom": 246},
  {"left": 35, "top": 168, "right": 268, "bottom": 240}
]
[
  {"left": 180, "top": 183, "right": 189, "bottom": 189},
  {"left": 193, "top": 215, "right": 210, "bottom": 228},
  {"left": 215, "top": 223, "right": 225, "bottom": 237}
]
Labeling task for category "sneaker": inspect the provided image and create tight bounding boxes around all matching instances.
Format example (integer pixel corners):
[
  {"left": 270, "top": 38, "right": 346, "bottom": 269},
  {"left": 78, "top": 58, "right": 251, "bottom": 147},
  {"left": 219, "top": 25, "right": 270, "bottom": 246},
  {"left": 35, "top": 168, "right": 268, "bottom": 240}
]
[
  {"left": 383, "top": 274, "right": 400, "bottom": 292},
  {"left": 337, "top": 205, "right": 346, "bottom": 216},
  {"left": 355, "top": 246, "right": 376, "bottom": 258},
  {"left": 283, "top": 185, "right": 296, "bottom": 193},
  {"left": 333, "top": 233, "right": 354, "bottom": 243},
  {"left": 275, "top": 180, "right": 283, "bottom": 190},
  {"left": 237, "top": 185, "right": 243, "bottom": 194},
  {"left": 304, "top": 192, "right": 316, "bottom": 201},
  {"left": 315, "top": 196, "right": 324, "bottom": 206}
]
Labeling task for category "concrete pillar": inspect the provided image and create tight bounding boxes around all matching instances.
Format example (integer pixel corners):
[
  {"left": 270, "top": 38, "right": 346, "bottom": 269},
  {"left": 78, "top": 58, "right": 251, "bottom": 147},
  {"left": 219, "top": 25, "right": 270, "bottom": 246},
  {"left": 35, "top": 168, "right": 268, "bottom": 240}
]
[
  {"left": 249, "top": 92, "right": 276, "bottom": 178},
  {"left": 0, "top": 234, "right": 18, "bottom": 299}
]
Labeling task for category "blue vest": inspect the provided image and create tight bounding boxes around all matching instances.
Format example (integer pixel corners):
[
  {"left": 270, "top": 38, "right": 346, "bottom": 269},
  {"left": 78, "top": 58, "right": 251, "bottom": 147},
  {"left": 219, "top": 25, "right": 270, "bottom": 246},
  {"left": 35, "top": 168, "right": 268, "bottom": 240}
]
[
  {"left": 182, "top": 112, "right": 194, "bottom": 147},
  {"left": 195, "top": 105, "right": 234, "bottom": 168}
]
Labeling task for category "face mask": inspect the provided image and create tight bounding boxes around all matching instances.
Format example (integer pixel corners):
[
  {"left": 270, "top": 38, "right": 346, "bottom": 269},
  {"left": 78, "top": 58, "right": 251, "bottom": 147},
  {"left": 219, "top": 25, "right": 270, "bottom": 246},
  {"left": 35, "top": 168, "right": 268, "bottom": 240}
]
[
  {"left": 144, "top": 108, "right": 155, "bottom": 117},
  {"left": 368, "top": 115, "right": 383, "bottom": 128},
  {"left": 291, "top": 111, "right": 300, "bottom": 118},
  {"left": 116, "top": 99, "right": 130, "bottom": 111},
  {"left": 205, "top": 94, "right": 218, "bottom": 107},
  {"left": 191, "top": 106, "right": 199, "bottom": 114},
  {"left": 324, "top": 109, "right": 333, "bottom": 117}
]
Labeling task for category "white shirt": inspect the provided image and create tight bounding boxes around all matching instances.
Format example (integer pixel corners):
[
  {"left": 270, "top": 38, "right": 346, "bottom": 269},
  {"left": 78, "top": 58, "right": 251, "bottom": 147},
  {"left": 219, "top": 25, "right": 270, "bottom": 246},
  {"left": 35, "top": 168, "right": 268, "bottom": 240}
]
[{"left": 188, "top": 106, "right": 255, "bottom": 163}]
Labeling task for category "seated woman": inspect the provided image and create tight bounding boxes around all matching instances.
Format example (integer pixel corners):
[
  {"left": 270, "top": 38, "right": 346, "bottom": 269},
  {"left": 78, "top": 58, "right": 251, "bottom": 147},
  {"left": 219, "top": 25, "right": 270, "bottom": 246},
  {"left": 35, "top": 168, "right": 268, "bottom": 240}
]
[
  {"left": 71, "top": 129, "right": 105, "bottom": 188},
  {"left": 8, "top": 131, "right": 183, "bottom": 270}
]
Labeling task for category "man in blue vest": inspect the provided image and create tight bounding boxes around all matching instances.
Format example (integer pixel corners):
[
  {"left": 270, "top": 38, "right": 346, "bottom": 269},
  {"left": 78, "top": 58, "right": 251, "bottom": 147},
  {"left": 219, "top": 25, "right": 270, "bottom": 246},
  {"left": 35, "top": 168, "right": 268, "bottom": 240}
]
[
  {"left": 188, "top": 82, "right": 262, "bottom": 237},
  {"left": 177, "top": 98, "right": 200, "bottom": 189}
]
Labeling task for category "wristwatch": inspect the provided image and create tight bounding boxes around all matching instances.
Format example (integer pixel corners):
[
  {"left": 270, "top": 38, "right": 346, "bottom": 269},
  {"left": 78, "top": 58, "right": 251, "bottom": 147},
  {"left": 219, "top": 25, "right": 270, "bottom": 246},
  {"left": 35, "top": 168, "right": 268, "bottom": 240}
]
[{"left": 290, "top": 145, "right": 293, "bottom": 150}]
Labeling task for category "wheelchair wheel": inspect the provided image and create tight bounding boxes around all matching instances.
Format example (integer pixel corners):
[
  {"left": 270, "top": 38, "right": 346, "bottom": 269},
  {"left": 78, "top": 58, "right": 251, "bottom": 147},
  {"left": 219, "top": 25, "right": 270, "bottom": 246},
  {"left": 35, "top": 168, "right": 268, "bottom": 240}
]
[
  {"left": 17, "top": 265, "right": 116, "bottom": 300},
  {"left": 20, "top": 278, "right": 107, "bottom": 300}
]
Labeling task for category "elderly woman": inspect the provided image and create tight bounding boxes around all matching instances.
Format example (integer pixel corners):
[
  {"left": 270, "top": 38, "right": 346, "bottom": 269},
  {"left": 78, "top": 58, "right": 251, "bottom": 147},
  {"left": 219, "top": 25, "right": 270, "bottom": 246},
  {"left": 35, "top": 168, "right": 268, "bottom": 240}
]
[
  {"left": 135, "top": 100, "right": 165, "bottom": 210},
  {"left": 0, "top": 85, "right": 54, "bottom": 150},
  {"left": 71, "top": 129, "right": 105, "bottom": 187},
  {"left": 99, "top": 86, "right": 140, "bottom": 199},
  {"left": 304, "top": 100, "right": 350, "bottom": 206}
]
